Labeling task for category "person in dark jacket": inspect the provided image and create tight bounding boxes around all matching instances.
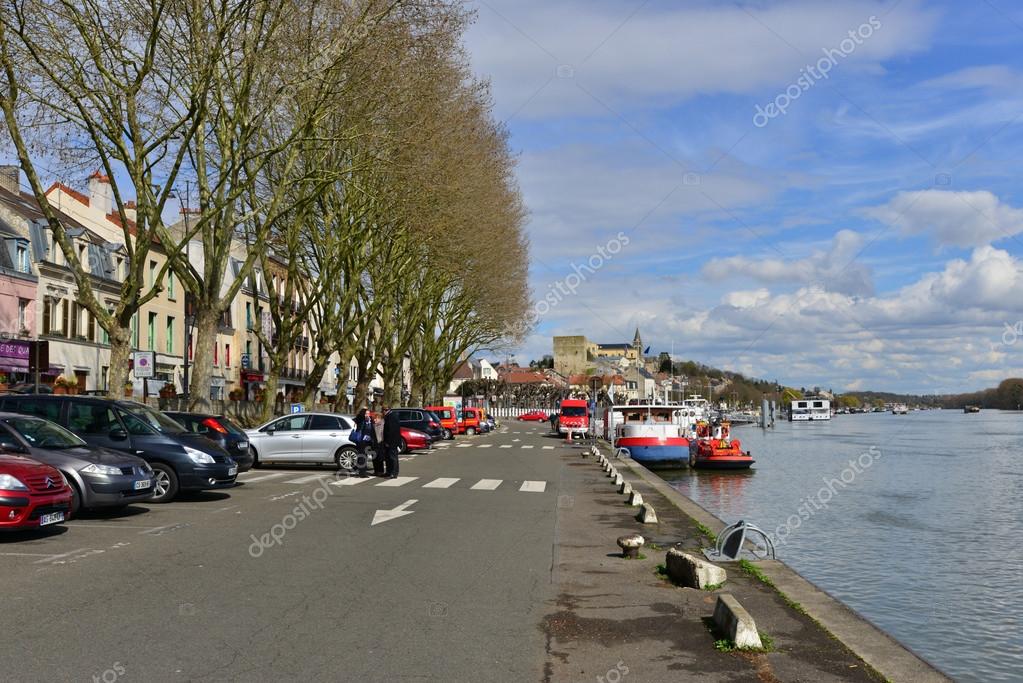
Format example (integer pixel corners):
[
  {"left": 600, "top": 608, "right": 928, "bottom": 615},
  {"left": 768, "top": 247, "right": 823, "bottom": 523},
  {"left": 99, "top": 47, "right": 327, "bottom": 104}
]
[
  {"left": 382, "top": 406, "right": 402, "bottom": 479},
  {"left": 352, "top": 408, "right": 374, "bottom": 478}
]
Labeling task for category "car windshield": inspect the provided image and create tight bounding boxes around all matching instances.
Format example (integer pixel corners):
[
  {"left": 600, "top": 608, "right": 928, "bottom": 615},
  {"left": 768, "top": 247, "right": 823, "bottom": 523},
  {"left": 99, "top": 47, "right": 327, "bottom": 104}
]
[
  {"left": 2, "top": 416, "right": 86, "bottom": 449},
  {"left": 217, "top": 416, "right": 247, "bottom": 437},
  {"left": 119, "top": 403, "right": 186, "bottom": 434},
  {"left": 561, "top": 406, "right": 587, "bottom": 417}
]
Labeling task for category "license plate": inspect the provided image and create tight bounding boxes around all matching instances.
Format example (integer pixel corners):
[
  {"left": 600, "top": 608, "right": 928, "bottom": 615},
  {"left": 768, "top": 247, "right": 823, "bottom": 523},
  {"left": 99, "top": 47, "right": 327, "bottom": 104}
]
[
  {"left": 40, "top": 511, "right": 64, "bottom": 526},
  {"left": 134, "top": 479, "right": 150, "bottom": 490},
  {"left": 228, "top": 466, "right": 238, "bottom": 476},
  {"left": 236, "top": 441, "right": 248, "bottom": 450}
]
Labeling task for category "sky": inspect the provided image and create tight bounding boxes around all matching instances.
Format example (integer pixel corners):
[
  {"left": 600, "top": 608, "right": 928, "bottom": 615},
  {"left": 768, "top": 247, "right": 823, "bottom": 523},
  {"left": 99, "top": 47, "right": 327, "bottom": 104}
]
[{"left": 463, "top": 0, "right": 1023, "bottom": 394}]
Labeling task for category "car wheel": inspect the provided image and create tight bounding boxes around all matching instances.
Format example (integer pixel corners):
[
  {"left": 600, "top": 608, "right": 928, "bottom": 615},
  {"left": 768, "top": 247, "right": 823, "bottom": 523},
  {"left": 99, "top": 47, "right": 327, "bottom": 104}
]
[
  {"left": 335, "top": 447, "right": 358, "bottom": 471},
  {"left": 398, "top": 438, "right": 407, "bottom": 454},
  {"left": 150, "top": 464, "right": 179, "bottom": 503},
  {"left": 67, "top": 479, "right": 82, "bottom": 517},
  {"left": 466, "top": 427, "right": 476, "bottom": 436},
  {"left": 250, "top": 447, "right": 261, "bottom": 469},
  {"left": 443, "top": 428, "right": 452, "bottom": 440}
]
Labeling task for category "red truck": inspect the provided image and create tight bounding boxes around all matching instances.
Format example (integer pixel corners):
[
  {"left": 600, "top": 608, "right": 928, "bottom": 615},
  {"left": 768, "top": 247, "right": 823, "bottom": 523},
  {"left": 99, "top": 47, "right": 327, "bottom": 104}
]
[
  {"left": 458, "top": 407, "right": 483, "bottom": 435},
  {"left": 558, "top": 399, "right": 590, "bottom": 438}
]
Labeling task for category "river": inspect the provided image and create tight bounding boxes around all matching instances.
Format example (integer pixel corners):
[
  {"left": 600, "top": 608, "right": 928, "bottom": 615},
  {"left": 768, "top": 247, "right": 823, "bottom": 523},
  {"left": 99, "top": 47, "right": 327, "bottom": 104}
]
[{"left": 665, "top": 410, "right": 1023, "bottom": 683}]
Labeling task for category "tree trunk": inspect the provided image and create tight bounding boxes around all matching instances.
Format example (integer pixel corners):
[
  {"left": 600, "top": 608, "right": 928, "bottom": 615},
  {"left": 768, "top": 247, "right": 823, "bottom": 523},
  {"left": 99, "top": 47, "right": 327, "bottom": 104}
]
[
  {"left": 261, "top": 371, "right": 281, "bottom": 424},
  {"left": 302, "top": 362, "right": 328, "bottom": 410},
  {"left": 106, "top": 328, "right": 132, "bottom": 400},
  {"left": 188, "top": 305, "right": 220, "bottom": 411}
]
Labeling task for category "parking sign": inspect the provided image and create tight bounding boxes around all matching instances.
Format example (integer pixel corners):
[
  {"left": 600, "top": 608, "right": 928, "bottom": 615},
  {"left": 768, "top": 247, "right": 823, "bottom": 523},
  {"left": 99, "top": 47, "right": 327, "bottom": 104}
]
[{"left": 133, "top": 351, "right": 155, "bottom": 379}]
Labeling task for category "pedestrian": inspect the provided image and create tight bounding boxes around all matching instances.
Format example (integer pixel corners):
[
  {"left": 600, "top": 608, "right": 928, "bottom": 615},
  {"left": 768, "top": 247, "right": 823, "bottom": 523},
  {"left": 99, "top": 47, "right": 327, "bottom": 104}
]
[
  {"left": 372, "top": 407, "right": 387, "bottom": 476},
  {"left": 382, "top": 405, "right": 402, "bottom": 479},
  {"left": 352, "top": 407, "right": 374, "bottom": 478},
  {"left": 549, "top": 411, "right": 558, "bottom": 433}
]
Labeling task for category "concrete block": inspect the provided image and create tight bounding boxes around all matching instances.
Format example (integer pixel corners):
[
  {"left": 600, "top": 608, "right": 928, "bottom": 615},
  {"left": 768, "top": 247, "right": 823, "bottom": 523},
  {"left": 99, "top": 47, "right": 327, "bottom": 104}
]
[
  {"left": 713, "top": 594, "right": 762, "bottom": 649},
  {"left": 666, "top": 548, "right": 727, "bottom": 589},
  {"left": 637, "top": 503, "right": 658, "bottom": 524},
  {"left": 628, "top": 491, "right": 643, "bottom": 506},
  {"left": 613, "top": 473, "right": 623, "bottom": 487},
  {"left": 607, "top": 467, "right": 617, "bottom": 479},
  {"left": 619, "top": 481, "right": 632, "bottom": 496}
]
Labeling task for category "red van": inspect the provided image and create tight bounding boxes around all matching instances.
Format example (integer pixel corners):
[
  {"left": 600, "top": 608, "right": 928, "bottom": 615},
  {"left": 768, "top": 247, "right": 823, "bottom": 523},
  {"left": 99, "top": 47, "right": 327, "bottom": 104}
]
[
  {"left": 425, "top": 405, "right": 457, "bottom": 440},
  {"left": 458, "top": 407, "right": 483, "bottom": 435},
  {"left": 558, "top": 399, "right": 590, "bottom": 438}
]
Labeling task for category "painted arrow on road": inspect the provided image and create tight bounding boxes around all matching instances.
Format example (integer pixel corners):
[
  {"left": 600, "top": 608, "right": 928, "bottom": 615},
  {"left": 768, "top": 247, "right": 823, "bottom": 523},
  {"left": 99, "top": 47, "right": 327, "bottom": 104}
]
[{"left": 371, "top": 499, "right": 418, "bottom": 526}]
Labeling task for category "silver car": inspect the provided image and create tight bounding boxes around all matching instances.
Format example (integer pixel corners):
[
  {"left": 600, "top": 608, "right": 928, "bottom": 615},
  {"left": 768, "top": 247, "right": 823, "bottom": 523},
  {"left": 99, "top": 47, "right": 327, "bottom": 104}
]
[
  {"left": 246, "top": 413, "right": 361, "bottom": 469},
  {"left": 0, "top": 412, "right": 155, "bottom": 515}
]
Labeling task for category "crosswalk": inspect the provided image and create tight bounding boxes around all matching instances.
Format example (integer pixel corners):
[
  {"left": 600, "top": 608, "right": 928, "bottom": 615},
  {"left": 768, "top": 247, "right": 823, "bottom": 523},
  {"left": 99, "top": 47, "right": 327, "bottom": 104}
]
[{"left": 235, "top": 470, "right": 550, "bottom": 494}]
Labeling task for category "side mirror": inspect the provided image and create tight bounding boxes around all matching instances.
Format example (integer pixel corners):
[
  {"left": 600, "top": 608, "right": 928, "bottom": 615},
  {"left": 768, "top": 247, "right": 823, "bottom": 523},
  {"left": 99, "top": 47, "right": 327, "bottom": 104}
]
[
  {"left": 109, "top": 428, "right": 128, "bottom": 442},
  {"left": 266, "top": 428, "right": 275, "bottom": 435},
  {"left": 0, "top": 438, "right": 27, "bottom": 454}
]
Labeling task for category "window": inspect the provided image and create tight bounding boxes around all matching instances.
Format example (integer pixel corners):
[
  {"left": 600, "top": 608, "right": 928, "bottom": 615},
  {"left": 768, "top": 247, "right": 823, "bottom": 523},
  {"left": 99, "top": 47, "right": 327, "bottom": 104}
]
[
  {"left": 166, "top": 316, "right": 174, "bottom": 354},
  {"left": 245, "top": 303, "right": 252, "bottom": 330},
  {"left": 213, "top": 342, "right": 218, "bottom": 366},
  {"left": 147, "top": 312, "right": 156, "bottom": 350},
  {"left": 67, "top": 404, "right": 118, "bottom": 435},
  {"left": 149, "top": 260, "right": 157, "bottom": 288},
  {"left": 17, "top": 299, "right": 27, "bottom": 331},
  {"left": 15, "top": 244, "right": 29, "bottom": 273},
  {"left": 6, "top": 398, "right": 60, "bottom": 422},
  {"left": 225, "top": 344, "right": 231, "bottom": 368},
  {"left": 309, "top": 415, "right": 343, "bottom": 430},
  {"left": 115, "top": 257, "right": 123, "bottom": 280},
  {"left": 167, "top": 271, "right": 175, "bottom": 300},
  {"left": 265, "top": 415, "right": 307, "bottom": 432}
]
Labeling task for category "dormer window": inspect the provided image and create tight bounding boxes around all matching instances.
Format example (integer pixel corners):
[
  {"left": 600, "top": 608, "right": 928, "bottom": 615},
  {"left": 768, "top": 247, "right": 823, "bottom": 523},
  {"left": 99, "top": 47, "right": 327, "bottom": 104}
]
[{"left": 15, "top": 241, "right": 29, "bottom": 273}]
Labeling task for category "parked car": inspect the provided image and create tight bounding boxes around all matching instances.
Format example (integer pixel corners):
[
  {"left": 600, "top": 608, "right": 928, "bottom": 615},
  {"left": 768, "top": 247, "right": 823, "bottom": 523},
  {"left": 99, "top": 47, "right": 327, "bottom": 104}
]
[
  {"left": 518, "top": 410, "right": 548, "bottom": 422},
  {"left": 0, "top": 395, "right": 237, "bottom": 503},
  {"left": 389, "top": 408, "right": 443, "bottom": 442},
  {"left": 246, "top": 412, "right": 359, "bottom": 469},
  {"left": 163, "top": 412, "right": 254, "bottom": 472},
  {"left": 0, "top": 413, "right": 154, "bottom": 515},
  {"left": 458, "top": 407, "right": 483, "bottom": 435},
  {"left": 424, "top": 405, "right": 457, "bottom": 440},
  {"left": 398, "top": 427, "right": 431, "bottom": 454},
  {"left": 0, "top": 451, "right": 72, "bottom": 531}
]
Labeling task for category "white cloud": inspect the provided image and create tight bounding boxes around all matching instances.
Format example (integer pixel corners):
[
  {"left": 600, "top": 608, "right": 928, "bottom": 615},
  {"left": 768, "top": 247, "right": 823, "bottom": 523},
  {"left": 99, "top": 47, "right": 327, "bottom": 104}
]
[
  {"left": 865, "top": 190, "right": 1023, "bottom": 248},
  {"left": 466, "top": 0, "right": 939, "bottom": 119},
  {"left": 702, "top": 230, "right": 874, "bottom": 296},
  {"left": 919, "top": 65, "right": 1023, "bottom": 91}
]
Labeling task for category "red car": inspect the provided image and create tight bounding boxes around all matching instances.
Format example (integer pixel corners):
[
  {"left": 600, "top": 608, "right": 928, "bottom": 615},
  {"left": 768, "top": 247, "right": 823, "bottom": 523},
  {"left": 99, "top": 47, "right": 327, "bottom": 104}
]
[
  {"left": 518, "top": 410, "right": 548, "bottom": 421},
  {"left": 0, "top": 452, "right": 73, "bottom": 531},
  {"left": 398, "top": 427, "right": 431, "bottom": 454}
]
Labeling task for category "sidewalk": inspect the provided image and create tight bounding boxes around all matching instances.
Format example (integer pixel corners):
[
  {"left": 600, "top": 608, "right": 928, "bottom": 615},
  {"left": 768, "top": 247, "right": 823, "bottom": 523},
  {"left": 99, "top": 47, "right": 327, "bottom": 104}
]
[{"left": 544, "top": 442, "right": 886, "bottom": 682}]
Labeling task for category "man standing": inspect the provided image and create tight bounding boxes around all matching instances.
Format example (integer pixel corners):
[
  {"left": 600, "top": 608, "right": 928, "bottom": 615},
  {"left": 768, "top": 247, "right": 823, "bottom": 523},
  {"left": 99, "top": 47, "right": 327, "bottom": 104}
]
[{"left": 382, "top": 406, "right": 402, "bottom": 479}]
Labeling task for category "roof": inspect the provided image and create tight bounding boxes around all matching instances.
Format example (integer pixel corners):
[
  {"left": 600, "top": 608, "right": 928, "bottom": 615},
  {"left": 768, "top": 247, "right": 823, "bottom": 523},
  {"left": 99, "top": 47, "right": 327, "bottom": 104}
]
[
  {"left": 502, "top": 371, "right": 548, "bottom": 385},
  {"left": 452, "top": 362, "right": 474, "bottom": 380},
  {"left": 0, "top": 183, "right": 90, "bottom": 233}
]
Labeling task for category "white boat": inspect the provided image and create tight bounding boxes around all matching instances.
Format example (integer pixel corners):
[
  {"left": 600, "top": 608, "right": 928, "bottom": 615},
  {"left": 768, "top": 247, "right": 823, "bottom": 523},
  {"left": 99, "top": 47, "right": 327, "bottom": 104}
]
[
  {"left": 604, "top": 404, "right": 691, "bottom": 469},
  {"left": 790, "top": 398, "right": 831, "bottom": 421},
  {"left": 892, "top": 403, "right": 908, "bottom": 415}
]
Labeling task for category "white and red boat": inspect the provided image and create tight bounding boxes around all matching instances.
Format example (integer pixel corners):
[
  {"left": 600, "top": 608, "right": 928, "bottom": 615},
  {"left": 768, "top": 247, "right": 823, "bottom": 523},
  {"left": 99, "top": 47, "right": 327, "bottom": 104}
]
[
  {"left": 607, "top": 404, "right": 691, "bottom": 469},
  {"left": 691, "top": 420, "right": 754, "bottom": 470}
]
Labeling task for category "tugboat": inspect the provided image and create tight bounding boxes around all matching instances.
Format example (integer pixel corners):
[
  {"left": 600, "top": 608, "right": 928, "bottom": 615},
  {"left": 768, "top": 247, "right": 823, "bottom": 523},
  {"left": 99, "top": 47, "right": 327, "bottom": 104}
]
[{"left": 691, "top": 420, "right": 754, "bottom": 470}]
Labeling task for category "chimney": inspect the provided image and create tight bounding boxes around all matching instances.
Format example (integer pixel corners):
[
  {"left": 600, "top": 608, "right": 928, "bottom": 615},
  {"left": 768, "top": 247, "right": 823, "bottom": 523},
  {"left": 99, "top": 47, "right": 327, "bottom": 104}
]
[
  {"left": 0, "top": 165, "right": 19, "bottom": 194},
  {"left": 88, "top": 170, "right": 113, "bottom": 215},
  {"left": 124, "top": 200, "right": 137, "bottom": 222}
]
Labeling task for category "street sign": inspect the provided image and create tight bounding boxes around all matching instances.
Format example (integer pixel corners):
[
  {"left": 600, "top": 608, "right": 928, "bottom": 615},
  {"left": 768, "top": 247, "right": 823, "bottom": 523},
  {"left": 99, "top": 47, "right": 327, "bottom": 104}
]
[
  {"left": 133, "top": 351, "right": 154, "bottom": 379},
  {"left": 290, "top": 403, "right": 302, "bottom": 414}
]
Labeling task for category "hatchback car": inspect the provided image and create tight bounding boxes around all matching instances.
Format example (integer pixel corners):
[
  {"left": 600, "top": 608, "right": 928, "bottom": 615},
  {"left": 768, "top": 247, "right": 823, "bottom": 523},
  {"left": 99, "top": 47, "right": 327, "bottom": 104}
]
[
  {"left": 0, "top": 452, "right": 72, "bottom": 531},
  {"left": 398, "top": 427, "right": 431, "bottom": 454},
  {"left": 390, "top": 408, "right": 443, "bottom": 441},
  {"left": 0, "top": 413, "right": 154, "bottom": 515},
  {"left": 247, "top": 412, "right": 359, "bottom": 469},
  {"left": 163, "top": 412, "right": 253, "bottom": 472},
  {"left": 0, "top": 395, "right": 237, "bottom": 503},
  {"left": 518, "top": 410, "right": 548, "bottom": 421}
]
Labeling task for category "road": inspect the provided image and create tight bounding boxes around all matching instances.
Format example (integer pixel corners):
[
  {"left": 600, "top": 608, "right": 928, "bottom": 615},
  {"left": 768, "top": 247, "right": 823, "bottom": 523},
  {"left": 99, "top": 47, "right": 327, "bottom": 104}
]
[{"left": 1, "top": 420, "right": 569, "bottom": 682}]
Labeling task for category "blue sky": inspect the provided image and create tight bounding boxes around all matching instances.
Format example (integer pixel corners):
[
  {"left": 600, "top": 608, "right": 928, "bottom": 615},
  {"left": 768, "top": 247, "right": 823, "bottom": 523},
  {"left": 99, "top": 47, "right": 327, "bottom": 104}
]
[{"left": 464, "top": 0, "right": 1023, "bottom": 393}]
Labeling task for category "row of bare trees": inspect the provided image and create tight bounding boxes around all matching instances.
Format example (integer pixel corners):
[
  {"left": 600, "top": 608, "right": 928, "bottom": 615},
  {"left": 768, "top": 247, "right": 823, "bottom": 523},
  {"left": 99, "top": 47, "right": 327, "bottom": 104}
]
[{"left": 1, "top": 0, "right": 530, "bottom": 416}]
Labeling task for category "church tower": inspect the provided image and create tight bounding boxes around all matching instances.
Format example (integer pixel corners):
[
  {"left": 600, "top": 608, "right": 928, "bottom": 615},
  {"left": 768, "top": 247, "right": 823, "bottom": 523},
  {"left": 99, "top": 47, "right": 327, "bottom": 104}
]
[{"left": 633, "top": 327, "right": 642, "bottom": 356}]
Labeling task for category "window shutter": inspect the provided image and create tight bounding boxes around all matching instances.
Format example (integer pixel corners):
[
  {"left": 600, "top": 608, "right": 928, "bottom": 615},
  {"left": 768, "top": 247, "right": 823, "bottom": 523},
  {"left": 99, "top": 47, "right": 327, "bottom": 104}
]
[{"left": 62, "top": 299, "right": 69, "bottom": 336}]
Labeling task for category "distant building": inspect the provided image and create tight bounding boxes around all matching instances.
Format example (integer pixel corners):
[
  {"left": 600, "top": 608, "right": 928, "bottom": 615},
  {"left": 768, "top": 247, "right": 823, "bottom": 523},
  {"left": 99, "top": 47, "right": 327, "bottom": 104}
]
[{"left": 553, "top": 327, "right": 645, "bottom": 376}]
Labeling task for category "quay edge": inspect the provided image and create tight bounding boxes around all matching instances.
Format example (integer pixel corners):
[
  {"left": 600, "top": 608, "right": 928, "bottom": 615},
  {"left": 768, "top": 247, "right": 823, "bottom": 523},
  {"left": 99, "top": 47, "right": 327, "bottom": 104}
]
[{"left": 608, "top": 443, "right": 953, "bottom": 683}]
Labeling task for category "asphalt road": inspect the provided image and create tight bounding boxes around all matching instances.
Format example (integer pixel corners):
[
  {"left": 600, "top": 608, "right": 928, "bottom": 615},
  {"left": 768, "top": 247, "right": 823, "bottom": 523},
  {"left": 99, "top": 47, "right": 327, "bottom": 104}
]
[{"left": 0, "top": 420, "right": 568, "bottom": 682}]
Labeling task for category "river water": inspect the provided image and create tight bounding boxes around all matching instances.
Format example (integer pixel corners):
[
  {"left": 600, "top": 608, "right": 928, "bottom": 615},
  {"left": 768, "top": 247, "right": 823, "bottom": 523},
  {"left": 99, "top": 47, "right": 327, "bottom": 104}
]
[{"left": 665, "top": 410, "right": 1023, "bottom": 683}]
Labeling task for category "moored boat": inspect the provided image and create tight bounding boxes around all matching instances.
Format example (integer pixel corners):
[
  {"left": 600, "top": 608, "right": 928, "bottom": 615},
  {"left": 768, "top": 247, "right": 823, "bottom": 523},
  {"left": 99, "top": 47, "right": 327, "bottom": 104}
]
[
  {"left": 691, "top": 420, "right": 754, "bottom": 470},
  {"left": 609, "top": 404, "right": 691, "bottom": 469},
  {"left": 963, "top": 405, "right": 981, "bottom": 413}
]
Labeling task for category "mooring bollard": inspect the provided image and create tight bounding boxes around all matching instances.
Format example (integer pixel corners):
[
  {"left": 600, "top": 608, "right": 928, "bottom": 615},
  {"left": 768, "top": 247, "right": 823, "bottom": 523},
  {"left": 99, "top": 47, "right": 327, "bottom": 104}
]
[
  {"left": 637, "top": 503, "right": 658, "bottom": 524},
  {"left": 613, "top": 473, "right": 623, "bottom": 487},
  {"left": 620, "top": 481, "right": 632, "bottom": 495},
  {"left": 628, "top": 491, "right": 643, "bottom": 506},
  {"left": 617, "top": 534, "right": 645, "bottom": 559}
]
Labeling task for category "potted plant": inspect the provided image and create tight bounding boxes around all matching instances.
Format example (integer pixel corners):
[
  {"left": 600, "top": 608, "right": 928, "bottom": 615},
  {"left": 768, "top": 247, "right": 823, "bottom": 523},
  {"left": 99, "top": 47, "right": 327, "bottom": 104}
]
[
  {"left": 0, "top": 371, "right": 8, "bottom": 393},
  {"left": 158, "top": 382, "right": 177, "bottom": 398},
  {"left": 54, "top": 375, "right": 75, "bottom": 395},
  {"left": 229, "top": 386, "right": 244, "bottom": 401},
  {"left": 252, "top": 387, "right": 265, "bottom": 403},
  {"left": 123, "top": 380, "right": 134, "bottom": 397}
]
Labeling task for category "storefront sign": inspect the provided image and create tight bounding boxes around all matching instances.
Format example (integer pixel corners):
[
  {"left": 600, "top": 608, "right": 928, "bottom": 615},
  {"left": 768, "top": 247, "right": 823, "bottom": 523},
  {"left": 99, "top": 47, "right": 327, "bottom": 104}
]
[{"left": 0, "top": 340, "right": 30, "bottom": 369}]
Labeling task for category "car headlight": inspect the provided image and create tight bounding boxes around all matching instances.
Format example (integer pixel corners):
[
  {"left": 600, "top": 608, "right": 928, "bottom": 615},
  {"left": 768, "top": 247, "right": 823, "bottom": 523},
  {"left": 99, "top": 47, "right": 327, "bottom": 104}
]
[
  {"left": 184, "top": 446, "right": 215, "bottom": 465},
  {"left": 81, "top": 463, "right": 122, "bottom": 476},
  {"left": 0, "top": 473, "right": 28, "bottom": 491}
]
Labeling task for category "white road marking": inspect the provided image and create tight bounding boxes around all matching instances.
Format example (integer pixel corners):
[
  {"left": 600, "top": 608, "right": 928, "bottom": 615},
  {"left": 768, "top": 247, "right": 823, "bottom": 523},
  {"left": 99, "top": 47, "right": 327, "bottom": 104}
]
[
  {"left": 513, "top": 439, "right": 520, "bottom": 442},
  {"left": 521, "top": 445, "right": 534, "bottom": 449},
  {"left": 519, "top": 481, "right": 546, "bottom": 493},
  {"left": 470, "top": 479, "right": 502, "bottom": 490},
  {"left": 456, "top": 444, "right": 471, "bottom": 448},
  {"left": 285, "top": 473, "right": 333, "bottom": 484},
  {"left": 236, "top": 471, "right": 288, "bottom": 483},
  {"left": 34, "top": 548, "right": 91, "bottom": 564},
  {"left": 371, "top": 499, "right": 418, "bottom": 526},
  {"left": 0, "top": 552, "right": 52, "bottom": 557},
  {"left": 332, "top": 477, "right": 372, "bottom": 486},
  {"left": 479, "top": 444, "right": 493, "bottom": 448},
  {"left": 542, "top": 446, "right": 555, "bottom": 450},
  {"left": 422, "top": 477, "right": 459, "bottom": 489},
  {"left": 376, "top": 476, "right": 418, "bottom": 487}
]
